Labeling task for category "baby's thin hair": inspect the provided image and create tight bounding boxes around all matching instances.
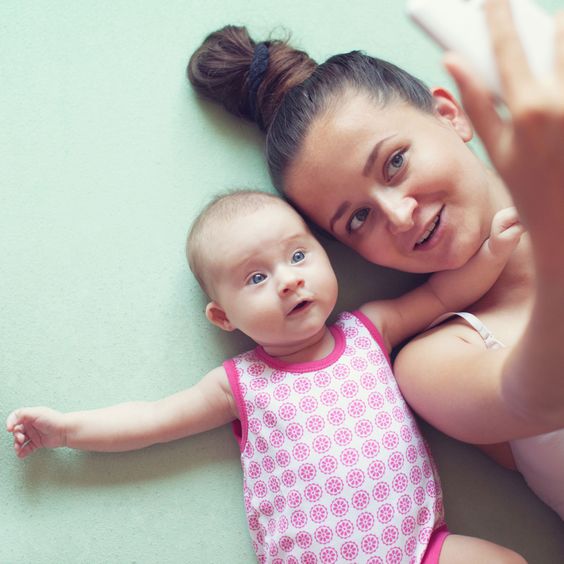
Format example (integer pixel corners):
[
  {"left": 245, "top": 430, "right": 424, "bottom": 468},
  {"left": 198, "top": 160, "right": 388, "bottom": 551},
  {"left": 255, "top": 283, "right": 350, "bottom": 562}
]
[{"left": 187, "top": 189, "right": 282, "bottom": 296}]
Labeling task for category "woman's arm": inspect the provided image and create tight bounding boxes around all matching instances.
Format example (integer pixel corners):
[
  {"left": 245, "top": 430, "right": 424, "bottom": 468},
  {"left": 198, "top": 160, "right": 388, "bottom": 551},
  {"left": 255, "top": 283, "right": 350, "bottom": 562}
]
[
  {"left": 6, "top": 366, "right": 236, "bottom": 457},
  {"left": 394, "top": 324, "right": 546, "bottom": 444},
  {"left": 421, "top": 0, "right": 564, "bottom": 438},
  {"left": 395, "top": 1, "right": 564, "bottom": 444}
]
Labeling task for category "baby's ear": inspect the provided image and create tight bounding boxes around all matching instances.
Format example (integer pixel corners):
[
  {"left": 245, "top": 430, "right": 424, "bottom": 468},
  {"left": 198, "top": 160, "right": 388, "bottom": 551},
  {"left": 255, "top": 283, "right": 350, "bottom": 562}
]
[{"left": 205, "top": 301, "right": 235, "bottom": 332}]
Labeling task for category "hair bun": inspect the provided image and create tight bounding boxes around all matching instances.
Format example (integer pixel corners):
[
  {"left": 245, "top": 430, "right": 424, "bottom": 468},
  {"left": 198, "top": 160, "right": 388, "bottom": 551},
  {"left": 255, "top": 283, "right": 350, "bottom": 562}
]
[{"left": 188, "top": 25, "right": 316, "bottom": 131}]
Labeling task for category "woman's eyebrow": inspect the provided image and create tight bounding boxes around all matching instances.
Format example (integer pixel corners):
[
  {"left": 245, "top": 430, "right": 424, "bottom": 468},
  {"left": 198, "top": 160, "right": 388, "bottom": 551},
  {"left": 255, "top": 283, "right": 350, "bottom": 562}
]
[
  {"left": 362, "top": 134, "right": 396, "bottom": 177},
  {"left": 330, "top": 135, "right": 397, "bottom": 233},
  {"left": 330, "top": 201, "right": 351, "bottom": 233}
]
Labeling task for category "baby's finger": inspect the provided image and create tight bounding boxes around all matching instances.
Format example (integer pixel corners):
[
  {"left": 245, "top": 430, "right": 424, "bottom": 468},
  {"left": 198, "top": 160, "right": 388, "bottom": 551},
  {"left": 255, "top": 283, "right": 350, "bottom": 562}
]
[
  {"left": 6, "top": 410, "right": 21, "bottom": 431},
  {"left": 15, "top": 441, "right": 35, "bottom": 459},
  {"left": 12, "top": 423, "right": 25, "bottom": 434},
  {"left": 14, "top": 430, "right": 28, "bottom": 445},
  {"left": 495, "top": 223, "right": 525, "bottom": 241},
  {"left": 7, "top": 408, "right": 37, "bottom": 430},
  {"left": 23, "top": 424, "right": 43, "bottom": 449},
  {"left": 13, "top": 438, "right": 26, "bottom": 455},
  {"left": 491, "top": 206, "right": 520, "bottom": 235}
]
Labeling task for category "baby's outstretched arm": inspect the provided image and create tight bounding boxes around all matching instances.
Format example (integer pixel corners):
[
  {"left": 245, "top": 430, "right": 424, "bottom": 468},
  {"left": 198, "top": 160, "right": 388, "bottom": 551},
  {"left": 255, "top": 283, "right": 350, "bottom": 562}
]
[
  {"left": 6, "top": 366, "right": 236, "bottom": 458},
  {"left": 360, "top": 207, "right": 523, "bottom": 351}
]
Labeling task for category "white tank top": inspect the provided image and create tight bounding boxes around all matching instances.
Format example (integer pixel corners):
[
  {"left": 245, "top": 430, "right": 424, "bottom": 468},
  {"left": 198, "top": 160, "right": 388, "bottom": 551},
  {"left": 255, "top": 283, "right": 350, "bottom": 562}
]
[{"left": 448, "top": 312, "right": 564, "bottom": 520}]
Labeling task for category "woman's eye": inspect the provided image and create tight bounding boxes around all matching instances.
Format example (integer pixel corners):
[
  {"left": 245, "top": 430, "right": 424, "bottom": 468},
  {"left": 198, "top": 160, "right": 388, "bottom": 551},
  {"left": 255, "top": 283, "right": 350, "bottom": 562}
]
[
  {"left": 291, "top": 250, "right": 305, "bottom": 263},
  {"left": 249, "top": 273, "right": 267, "bottom": 285},
  {"left": 386, "top": 150, "right": 406, "bottom": 180},
  {"left": 347, "top": 208, "right": 369, "bottom": 233}
]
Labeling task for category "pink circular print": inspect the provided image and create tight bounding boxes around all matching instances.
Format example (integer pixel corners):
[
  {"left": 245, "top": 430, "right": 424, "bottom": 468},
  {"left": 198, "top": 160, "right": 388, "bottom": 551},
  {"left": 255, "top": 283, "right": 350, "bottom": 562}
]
[{"left": 234, "top": 314, "right": 442, "bottom": 561}]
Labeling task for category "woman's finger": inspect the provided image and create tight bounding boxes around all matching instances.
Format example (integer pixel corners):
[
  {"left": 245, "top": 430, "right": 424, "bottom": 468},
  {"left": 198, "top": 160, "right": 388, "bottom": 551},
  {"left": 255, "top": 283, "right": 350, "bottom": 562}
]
[
  {"left": 443, "top": 52, "right": 504, "bottom": 157},
  {"left": 484, "top": 0, "right": 534, "bottom": 100},
  {"left": 556, "top": 11, "right": 564, "bottom": 78}
]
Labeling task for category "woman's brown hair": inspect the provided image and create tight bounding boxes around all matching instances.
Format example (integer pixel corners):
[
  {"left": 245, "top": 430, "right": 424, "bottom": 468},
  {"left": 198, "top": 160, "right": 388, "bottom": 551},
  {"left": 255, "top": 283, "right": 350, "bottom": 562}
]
[{"left": 188, "top": 25, "right": 433, "bottom": 192}]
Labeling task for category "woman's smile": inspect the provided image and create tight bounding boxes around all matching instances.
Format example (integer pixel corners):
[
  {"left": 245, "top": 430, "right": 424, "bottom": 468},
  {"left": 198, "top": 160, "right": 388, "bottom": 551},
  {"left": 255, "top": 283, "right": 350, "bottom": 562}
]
[
  {"left": 414, "top": 206, "right": 444, "bottom": 250},
  {"left": 287, "top": 93, "right": 492, "bottom": 273}
]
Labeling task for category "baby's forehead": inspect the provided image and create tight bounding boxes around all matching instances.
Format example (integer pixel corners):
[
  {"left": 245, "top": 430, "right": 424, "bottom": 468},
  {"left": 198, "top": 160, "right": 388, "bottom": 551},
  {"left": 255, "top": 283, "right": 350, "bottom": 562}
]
[
  {"left": 213, "top": 198, "right": 302, "bottom": 232},
  {"left": 206, "top": 202, "right": 310, "bottom": 259}
]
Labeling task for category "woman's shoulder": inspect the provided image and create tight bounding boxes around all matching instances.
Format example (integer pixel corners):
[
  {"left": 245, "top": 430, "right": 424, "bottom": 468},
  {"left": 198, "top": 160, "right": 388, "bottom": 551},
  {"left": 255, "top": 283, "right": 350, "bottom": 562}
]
[{"left": 403, "top": 314, "right": 489, "bottom": 352}]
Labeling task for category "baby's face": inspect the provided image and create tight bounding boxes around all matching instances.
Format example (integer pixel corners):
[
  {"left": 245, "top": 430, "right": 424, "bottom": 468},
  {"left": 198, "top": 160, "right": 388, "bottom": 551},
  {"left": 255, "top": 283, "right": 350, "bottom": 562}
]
[{"left": 207, "top": 202, "right": 338, "bottom": 351}]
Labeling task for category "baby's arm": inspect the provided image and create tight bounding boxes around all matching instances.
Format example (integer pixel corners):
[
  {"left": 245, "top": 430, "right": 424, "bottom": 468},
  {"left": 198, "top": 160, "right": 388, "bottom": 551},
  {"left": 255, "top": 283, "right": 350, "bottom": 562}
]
[
  {"left": 360, "top": 207, "right": 523, "bottom": 351},
  {"left": 6, "top": 366, "right": 236, "bottom": 458}
]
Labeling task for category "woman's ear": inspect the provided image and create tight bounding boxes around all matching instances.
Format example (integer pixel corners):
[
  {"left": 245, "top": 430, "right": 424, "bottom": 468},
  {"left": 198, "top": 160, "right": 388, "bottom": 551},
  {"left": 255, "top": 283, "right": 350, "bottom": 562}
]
[
  {"left": 430, "top": 87, "right": 474, "bottom": 142},
  {"left": 205, "top": 301, "right": 236, "bottom": 332}
]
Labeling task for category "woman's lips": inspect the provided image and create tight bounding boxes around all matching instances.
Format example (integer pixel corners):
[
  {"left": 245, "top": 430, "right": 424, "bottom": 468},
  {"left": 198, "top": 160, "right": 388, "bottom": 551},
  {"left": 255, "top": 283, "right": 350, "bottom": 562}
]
[{"left": 414, "top": 207, "right": 444, "bottom": 250}]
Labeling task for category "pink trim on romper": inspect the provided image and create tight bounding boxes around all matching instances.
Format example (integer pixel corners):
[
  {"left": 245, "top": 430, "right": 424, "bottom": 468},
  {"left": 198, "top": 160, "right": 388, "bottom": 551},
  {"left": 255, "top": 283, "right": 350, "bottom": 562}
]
[
  {"left": 223, "top": 324, "right": 345, "bottom": 452},
  {"left": 353, "top": 309, "right": 392, "bottom": 367},
  {"left": 223, "top": 359, "right": 249, "bottom": 451},
  {"left": 422, "top": 524, "right": 450, "bottom": 563},
  {"left": 254, "top": 324, "right": 345, "bottom": 372}
]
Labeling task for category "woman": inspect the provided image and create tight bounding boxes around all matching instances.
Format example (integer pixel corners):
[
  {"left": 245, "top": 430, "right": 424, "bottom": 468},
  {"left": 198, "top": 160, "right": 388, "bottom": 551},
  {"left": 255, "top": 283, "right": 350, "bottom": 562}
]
[{"left": 187, "top": 0, "right": 564, "bottom": 518}]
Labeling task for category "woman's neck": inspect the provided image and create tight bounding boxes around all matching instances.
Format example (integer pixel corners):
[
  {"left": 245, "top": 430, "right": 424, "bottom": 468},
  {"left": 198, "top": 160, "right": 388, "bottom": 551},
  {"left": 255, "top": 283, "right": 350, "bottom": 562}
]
[{"left": 487, "top": 167, "right": 515, "bottom": 216}]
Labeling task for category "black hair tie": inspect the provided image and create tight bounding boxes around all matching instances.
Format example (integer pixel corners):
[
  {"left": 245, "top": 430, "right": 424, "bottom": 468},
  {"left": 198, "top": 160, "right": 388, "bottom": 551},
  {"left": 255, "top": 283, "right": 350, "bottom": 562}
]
[{"left": 247, "top": 42, "right": 269, "bottom": 128}]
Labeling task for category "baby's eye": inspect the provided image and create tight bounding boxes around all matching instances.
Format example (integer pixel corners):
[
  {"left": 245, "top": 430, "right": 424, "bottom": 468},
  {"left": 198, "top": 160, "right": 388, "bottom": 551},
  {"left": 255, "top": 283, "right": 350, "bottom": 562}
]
[
  {"left": 385, "top": 149, "right": 406, "bottom": 180},
  {"left": 291, "top": 250, "right": 305, "bottom": 263},
  {"left": 347, "top": 208, "right": 369, "bottom": 233},
  {"left": 248, "top": 273, "right": 267, "bottom": 285}
]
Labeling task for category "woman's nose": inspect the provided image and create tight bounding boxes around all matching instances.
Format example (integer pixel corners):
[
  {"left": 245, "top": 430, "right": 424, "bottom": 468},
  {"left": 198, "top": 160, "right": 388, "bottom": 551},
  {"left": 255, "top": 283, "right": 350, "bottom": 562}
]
[{"left": 376, "top": 192, "right": 417, "bottom": 234}]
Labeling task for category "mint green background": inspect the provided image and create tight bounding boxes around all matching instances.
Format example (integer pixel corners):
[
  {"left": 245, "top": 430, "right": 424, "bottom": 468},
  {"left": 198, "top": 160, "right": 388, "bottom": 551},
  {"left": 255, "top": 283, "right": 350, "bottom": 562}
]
[{"left": 2, "top": 1, "right": 563, "bottom": 562}]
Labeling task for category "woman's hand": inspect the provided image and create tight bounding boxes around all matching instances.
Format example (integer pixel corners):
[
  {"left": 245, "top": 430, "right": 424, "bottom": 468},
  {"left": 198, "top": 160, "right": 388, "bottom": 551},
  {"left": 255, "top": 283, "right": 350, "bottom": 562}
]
[
  {"left": 442, "top": 0, "right": 564, "bottom": 430},
  {"left": 444, "top": 0, "right": 564, "bottom": 271}
]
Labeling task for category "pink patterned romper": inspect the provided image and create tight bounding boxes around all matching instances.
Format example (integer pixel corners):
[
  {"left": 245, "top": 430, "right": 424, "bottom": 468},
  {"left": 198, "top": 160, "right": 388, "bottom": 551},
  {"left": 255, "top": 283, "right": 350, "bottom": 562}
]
[{"left": 224, "top": 311, "right": 447, "bottom": 564}]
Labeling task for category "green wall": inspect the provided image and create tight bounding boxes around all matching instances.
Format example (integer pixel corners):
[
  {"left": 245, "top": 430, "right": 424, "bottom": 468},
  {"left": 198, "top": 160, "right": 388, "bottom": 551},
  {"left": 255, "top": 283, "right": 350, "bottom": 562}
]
[{"left": 2, "top": 1, "right": 563, "bottom": 562}]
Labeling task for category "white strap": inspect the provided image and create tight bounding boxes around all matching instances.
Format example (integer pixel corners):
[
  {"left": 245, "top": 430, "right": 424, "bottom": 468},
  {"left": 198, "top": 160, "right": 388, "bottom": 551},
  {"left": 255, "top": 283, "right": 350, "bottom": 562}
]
[{"left": 428, "top": 312, "right": 505, "bottom": 350}]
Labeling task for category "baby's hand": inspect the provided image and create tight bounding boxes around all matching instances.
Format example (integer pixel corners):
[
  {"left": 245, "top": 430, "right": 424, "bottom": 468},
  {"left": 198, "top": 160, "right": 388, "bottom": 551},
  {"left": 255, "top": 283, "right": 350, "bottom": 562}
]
[
  {"left": 486, "top": 206, "right": 524, "bottom": 259},
  {"left": 6, "top": 407, "right": 67, "bottom": 459}
]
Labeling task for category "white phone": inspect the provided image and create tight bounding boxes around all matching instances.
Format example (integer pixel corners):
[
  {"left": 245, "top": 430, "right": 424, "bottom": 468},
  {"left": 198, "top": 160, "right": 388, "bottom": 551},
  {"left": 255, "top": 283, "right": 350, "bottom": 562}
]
[{"left": 406, "top": 0, "right": 554, "bottom": 97}]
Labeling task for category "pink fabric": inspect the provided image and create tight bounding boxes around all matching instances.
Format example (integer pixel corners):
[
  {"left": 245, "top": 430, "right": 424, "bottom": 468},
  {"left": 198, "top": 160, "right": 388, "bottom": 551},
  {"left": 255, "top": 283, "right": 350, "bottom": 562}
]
[
  {"left": 421, "top": 525, "right": 449, "bottom": 564},
  {"left": 226, "top": 311, "right": 445, "bottom": 563}
]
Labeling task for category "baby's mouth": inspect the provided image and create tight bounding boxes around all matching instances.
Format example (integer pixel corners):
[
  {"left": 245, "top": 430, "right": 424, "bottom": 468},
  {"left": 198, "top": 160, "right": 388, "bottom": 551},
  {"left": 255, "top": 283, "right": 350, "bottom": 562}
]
[{"left": 289, "top": 300, "right": 312, "bottom": 315}]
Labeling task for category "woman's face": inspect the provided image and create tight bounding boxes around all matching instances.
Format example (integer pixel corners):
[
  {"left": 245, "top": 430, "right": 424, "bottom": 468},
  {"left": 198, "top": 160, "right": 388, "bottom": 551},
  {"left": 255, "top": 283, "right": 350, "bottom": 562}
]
[{"left": 285, "top": 89, "right": 497, "bottom": 273}]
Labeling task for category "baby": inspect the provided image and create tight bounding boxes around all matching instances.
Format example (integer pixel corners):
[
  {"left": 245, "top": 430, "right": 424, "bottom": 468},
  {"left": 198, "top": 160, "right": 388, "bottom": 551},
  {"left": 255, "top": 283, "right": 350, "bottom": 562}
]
[{"left": 7, "top": 191, "right": 524, "bottom": 563}]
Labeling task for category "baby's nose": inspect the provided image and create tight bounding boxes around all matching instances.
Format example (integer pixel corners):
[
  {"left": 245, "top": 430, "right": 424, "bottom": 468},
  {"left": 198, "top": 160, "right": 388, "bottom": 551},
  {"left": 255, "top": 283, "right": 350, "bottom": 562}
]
[{"left": 279, "top": 272, "right": 305, "bottom": 296}]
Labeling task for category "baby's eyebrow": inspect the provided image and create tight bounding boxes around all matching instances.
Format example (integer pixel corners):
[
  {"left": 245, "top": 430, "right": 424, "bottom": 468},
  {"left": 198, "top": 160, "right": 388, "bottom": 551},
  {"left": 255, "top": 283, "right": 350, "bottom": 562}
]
[{"left": 230, "top": 233, "right": 308, "bottom": 271}]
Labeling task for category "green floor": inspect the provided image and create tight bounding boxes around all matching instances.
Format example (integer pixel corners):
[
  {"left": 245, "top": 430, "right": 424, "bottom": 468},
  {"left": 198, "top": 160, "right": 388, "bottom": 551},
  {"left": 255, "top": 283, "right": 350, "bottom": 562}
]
[{"left": 2, "top": 1, "right": 563, "bottom": 562}]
